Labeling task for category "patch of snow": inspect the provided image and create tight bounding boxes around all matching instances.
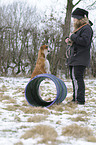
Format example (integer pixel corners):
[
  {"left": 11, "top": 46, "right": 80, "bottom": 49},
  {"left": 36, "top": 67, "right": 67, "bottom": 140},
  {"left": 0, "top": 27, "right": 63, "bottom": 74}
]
[{"left": 0, "top": 76, "right": 96, "bottom": 144}]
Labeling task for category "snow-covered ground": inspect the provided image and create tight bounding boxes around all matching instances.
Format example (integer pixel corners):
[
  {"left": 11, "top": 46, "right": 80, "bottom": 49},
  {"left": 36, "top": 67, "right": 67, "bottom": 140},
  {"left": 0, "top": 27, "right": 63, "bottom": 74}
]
[{"left": 0, "top": 76, "right": 96, "bottom": 145}]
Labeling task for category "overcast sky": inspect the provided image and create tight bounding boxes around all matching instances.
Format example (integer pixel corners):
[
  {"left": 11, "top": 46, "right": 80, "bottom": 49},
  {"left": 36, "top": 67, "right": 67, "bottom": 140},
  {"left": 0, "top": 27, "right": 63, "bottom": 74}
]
[{"left": 1, "top": 0, "right": 95, "bottom": 10}]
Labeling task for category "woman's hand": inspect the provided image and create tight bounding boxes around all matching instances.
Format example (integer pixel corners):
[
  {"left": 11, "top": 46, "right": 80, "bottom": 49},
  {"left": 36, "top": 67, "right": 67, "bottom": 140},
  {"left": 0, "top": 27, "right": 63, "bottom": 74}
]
[
  {"left": 65, "top": 37, "right": 73, "bottom": 46},
  {"left": 65, "top": 38, "right": 70, "bottom": 44}
]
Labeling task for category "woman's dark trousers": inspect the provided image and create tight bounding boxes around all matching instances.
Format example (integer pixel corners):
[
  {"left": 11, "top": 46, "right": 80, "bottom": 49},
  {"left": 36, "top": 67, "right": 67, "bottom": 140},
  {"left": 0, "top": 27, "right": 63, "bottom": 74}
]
[{"left": 69, "top": 66, "right": 86, "bottom": 103}]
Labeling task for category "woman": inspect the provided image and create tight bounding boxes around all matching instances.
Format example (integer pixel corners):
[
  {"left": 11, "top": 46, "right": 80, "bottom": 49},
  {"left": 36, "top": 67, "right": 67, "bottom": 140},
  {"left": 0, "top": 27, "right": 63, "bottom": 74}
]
[{"left": 65, "top": 8, "right": 93, "bottom": 104}]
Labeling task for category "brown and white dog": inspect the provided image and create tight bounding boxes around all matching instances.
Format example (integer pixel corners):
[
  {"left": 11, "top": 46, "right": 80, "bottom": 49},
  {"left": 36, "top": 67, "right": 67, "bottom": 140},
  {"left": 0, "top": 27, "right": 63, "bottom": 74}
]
[{"left": 30, "top": 45, "right": 51, "bottom": 80}]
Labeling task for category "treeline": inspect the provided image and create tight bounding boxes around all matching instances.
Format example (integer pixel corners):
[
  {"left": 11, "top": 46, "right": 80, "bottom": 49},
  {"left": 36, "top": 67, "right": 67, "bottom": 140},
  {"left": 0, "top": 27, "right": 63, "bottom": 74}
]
[{"left": 0, "top": 1, "right": 96, "bottom": 78}]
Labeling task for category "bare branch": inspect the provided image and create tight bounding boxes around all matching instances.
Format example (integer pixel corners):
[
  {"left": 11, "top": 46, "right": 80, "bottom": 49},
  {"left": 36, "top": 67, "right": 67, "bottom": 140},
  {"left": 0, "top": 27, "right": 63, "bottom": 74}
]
[
  {"left": 90, "top": 1, "right": 96, "bottom": 6},
  {"left": 86, "top": 1, "right": 96, "bottom": 10},
  {"left": 73, "top": 0, "right": 82, "bottom": 7}
]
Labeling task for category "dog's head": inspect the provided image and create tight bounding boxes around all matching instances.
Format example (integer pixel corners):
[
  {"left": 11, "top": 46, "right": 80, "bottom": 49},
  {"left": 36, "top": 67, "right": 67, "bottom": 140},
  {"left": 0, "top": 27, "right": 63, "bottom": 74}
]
[{"left": 39, "top": 45, "right": 50, "bottom": 58}]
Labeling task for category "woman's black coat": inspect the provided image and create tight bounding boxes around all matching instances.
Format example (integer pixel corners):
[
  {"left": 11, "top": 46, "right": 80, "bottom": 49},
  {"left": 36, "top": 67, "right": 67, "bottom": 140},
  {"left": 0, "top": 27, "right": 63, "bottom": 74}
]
[{"left": 68, "top": 24, "right": 93, "bottom": 67}]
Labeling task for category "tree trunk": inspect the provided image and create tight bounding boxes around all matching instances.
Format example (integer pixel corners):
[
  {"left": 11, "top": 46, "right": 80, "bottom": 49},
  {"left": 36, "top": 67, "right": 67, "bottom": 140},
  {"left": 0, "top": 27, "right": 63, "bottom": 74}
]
[{"left": 58, "top": 0, "right": 73, "bottom": 75}]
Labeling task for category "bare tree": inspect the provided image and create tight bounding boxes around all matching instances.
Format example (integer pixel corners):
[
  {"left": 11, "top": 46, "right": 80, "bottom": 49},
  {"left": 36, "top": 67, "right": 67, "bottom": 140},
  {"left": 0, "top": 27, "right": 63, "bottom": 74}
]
[
  {"left": 0, "top": 1, "right": 40, "bottom": 76},
  {"left": 49, "top": 0, "right": 82, "bottom": 76},
  {"left": 0, "top": 0, "right": 96, "bottom": 77}
]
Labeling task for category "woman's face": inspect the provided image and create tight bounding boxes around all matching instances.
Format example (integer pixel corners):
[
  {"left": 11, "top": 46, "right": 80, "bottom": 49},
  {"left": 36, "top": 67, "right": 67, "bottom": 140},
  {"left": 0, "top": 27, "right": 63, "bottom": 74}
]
[
  {"left": 73, "top": 18, "right": 78, "bottom": 23},
  {"left": 72, "top": 18, "right": 80, "bottom": 29}
]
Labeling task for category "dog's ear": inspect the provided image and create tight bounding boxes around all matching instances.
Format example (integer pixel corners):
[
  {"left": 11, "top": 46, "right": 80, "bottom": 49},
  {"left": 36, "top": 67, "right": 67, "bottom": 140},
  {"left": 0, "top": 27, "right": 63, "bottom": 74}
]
[{"left": 40, "top": 46, "right": 43, "bottom": 50}]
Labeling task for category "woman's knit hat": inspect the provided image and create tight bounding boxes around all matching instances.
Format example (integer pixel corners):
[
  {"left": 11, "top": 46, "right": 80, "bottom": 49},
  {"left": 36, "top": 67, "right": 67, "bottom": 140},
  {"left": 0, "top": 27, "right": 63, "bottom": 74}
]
[
  {"left": 72, "top": 8, "right": 93, "bottom": 26},
  {"left": 72, "top": 8, "right": 88, "bottom": 19}
]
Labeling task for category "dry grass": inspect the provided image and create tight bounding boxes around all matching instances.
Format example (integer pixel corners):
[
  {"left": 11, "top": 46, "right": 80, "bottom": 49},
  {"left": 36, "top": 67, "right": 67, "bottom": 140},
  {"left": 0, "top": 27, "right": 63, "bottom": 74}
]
[
  {"left": 0, "top": 92, "right": 16, "bottom": 104},
  {"left": 62, "top": 124, "right": 93, "bottom": 139},
  {"left": 3, "top": 105, "right": 18, "bottom": 111},
  {"left": 87, "top": 98, "right": 96, "bottom": 104},
  {"left": 56, "top": 120, "right": 61, "bottom": 125},
  {"left": 22, "top": 100, "right": 29, "bottom": 106},
  {"left": 2, "top": 129, "right": 17, "bottom": 133},
  {"left": 0, "top": 92, "right": 4, "bottom": 96},
  {"left": 0, "top": 94, "right": 10, "bottom": 101},
  {"left": 42, "top": 96, "right": 55, "bottom": 102},
  {"left": 14, "top": 104, "right": 21, "bottom": 107},
  {"left": 0, "top": 85, "right": 8, "bottom": 92},
  {"left": 48, "top": 103, "right": 64, "bottom": 112},
  {"left": 64, "top": 102, "right": 78, "bottom": 109},
  {"left": 21, "top": 125, "right": 58, "bottom": 144},
  {"left": 3, "top": 104, "right": 50, "bottom": 115},
  {"left": 87, "top": 135, "right": 96, "bottom": 142},
  {"left": 3, "top": 104, "right": 21, "bottom": 111},
  {"left": 27, "top": 115, "right": 48, "bottom": 122},
  {"left": 3, "top": 103, "right": 23, "bottom": 111},
  {"left": 70, "top": 115, "right": 88, "bottom": 122},
  {"left": 63, "top": 103, "right": 78, "bottom": 115},
  {"left": 3, "top": 98, "right": 17, "bottom": 104},
  {"left": 20, "top": 106, "right": 50, "bottom": 115},
  {"left": 63, "top": 103, "right": 89, "bottom": 116},
  {"left": 19, "top": 125, "right": 28, "bottom": 129},
  {"left": 14, "top": 141, "right": 23, "bottom": 145},
  {"left": 65, "top": 96, "right": 72, "bottom": 102},
  {"left": 76, "top": 110, "right": 89, "bottom": 115},
  {"left": 12, "top": 87, "right": 24, "bottom": 94},
  {"left": 14, "top": 115, "right": 21, "bottom": 122}
]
